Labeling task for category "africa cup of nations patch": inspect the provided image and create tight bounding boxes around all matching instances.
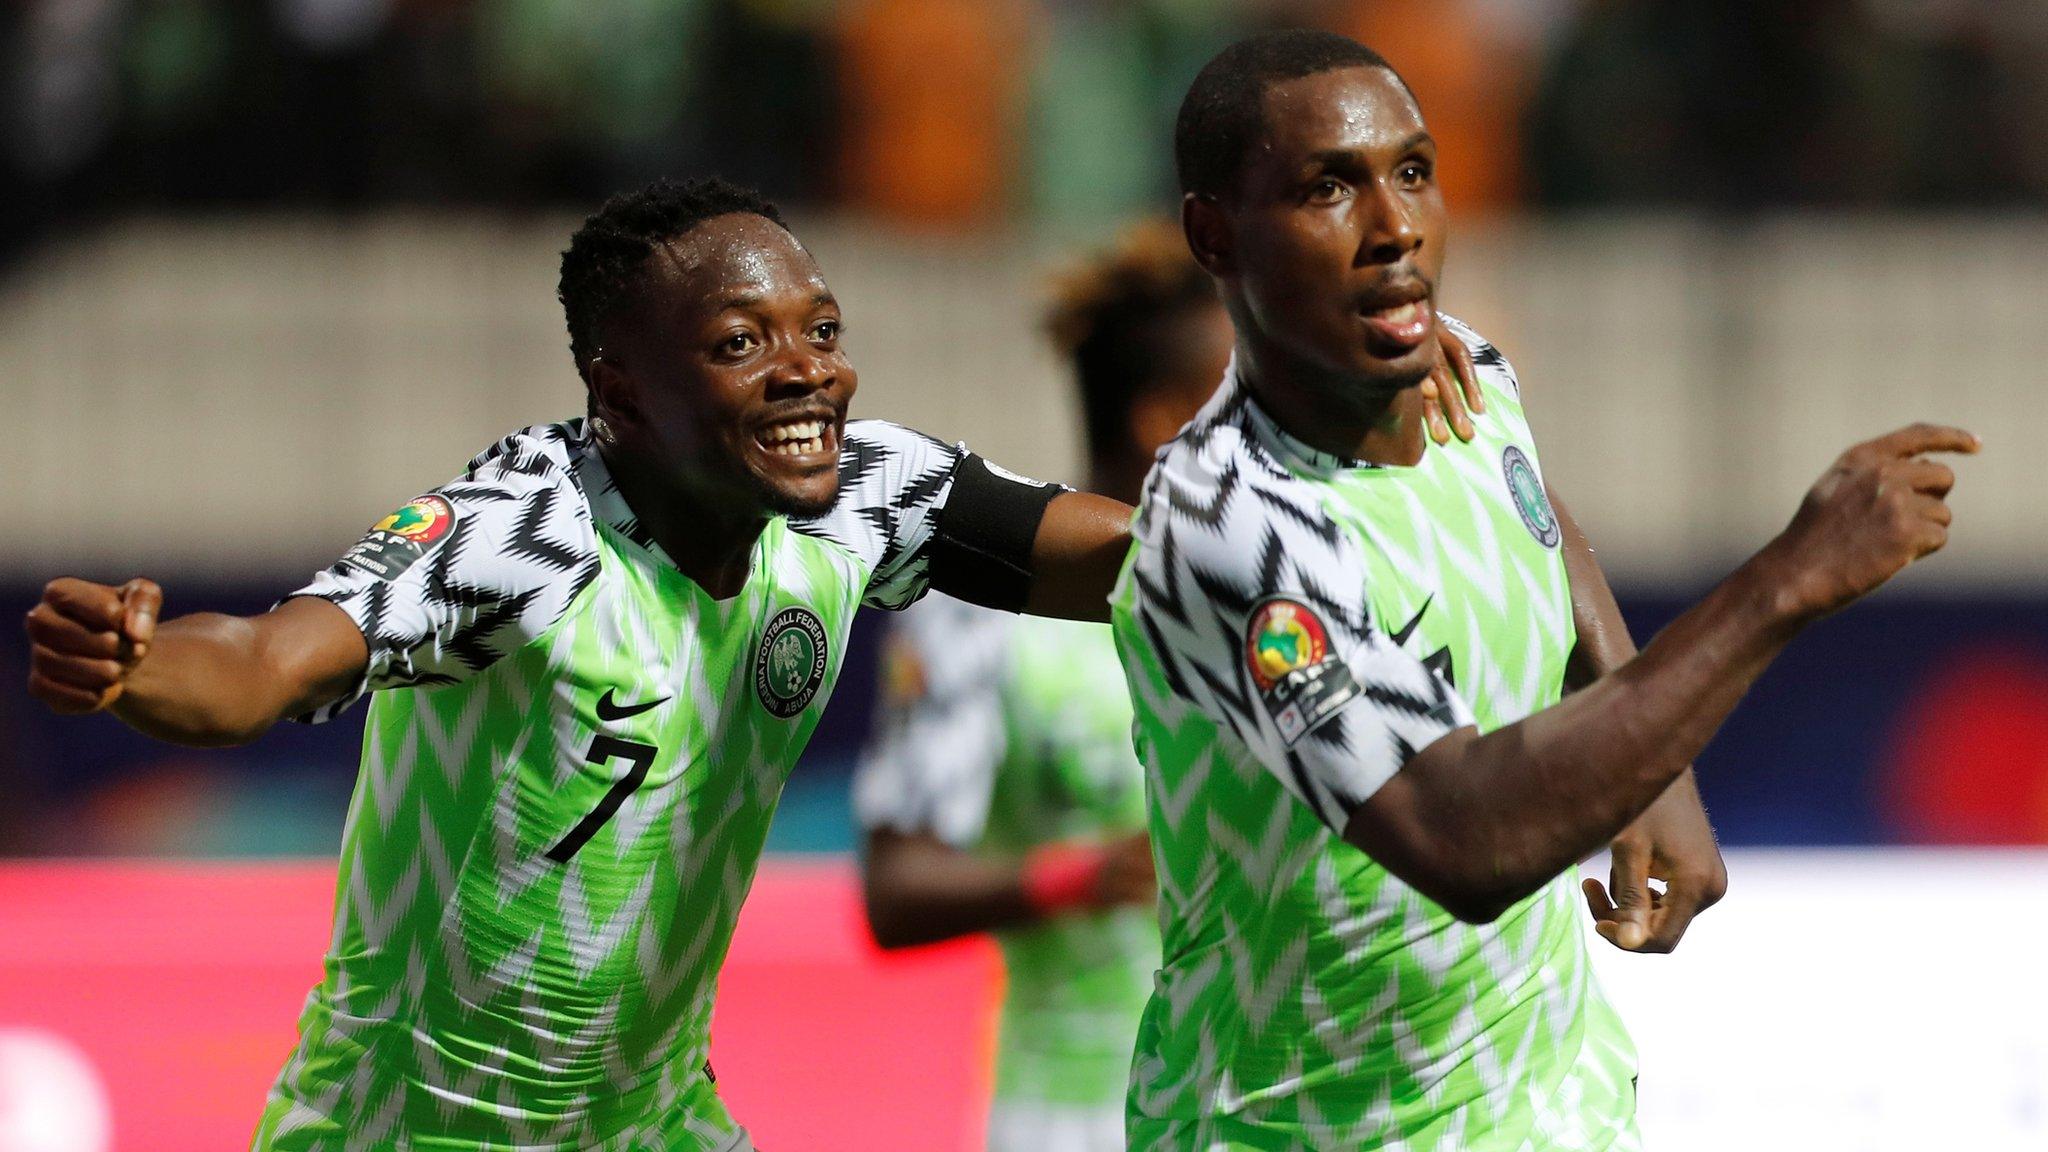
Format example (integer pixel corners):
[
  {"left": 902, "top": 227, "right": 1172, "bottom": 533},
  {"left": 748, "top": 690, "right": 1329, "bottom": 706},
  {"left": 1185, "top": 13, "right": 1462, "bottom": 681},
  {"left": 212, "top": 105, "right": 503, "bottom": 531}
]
[
  {"left": 337, "top": 494, "right": 456, "bottom": 581},
  {"left": 756, "top": 606, "right": 829, "bottom": 719},
  {"left": 1246, "top": 597, "right": 1360, "bottom": 747}
]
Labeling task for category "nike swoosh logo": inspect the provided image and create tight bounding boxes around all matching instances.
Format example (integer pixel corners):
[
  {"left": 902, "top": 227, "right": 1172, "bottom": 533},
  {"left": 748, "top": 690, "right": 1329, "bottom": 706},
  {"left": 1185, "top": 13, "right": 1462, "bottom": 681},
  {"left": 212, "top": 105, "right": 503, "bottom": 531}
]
[
  {"left": 1389, "top": 595, "right": 1434, "bottom": 649},
  {"left": 596, "top": 689, "right": 669, "bottom": 722}
]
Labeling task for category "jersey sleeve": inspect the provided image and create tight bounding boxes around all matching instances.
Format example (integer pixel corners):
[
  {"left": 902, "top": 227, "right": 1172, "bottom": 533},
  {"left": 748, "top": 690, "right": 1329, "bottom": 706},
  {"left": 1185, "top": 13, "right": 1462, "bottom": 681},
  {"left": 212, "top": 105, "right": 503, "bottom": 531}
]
[
  {"left": 1122, "top": 443, "right": 1476, "bottom": 832},
  {"left": 287, "top": 435, "right": 599, "bottom": 723},
  {"left": 852, "top": 596, "right": 1014, "bottom": 848},
  {"left": 795, "top": 420, "right": 1066, "bottom": 612}
]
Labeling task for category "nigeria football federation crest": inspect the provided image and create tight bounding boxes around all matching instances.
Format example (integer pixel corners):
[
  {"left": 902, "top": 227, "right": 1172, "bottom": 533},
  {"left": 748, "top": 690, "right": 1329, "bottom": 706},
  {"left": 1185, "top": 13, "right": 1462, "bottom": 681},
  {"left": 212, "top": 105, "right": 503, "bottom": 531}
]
[
  {"left": 756, "top": 606, "right": 828, "bottom": 718},
  {"left": 1501, "top": 445, "right": 1561, "bottom": 548}
]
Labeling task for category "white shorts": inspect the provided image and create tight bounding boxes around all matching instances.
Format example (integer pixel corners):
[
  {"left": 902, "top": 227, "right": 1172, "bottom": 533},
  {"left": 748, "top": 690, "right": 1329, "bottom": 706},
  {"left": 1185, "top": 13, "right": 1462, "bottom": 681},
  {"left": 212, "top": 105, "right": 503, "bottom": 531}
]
[{"left": 987, "top": 1101, "right": 1124, "bottom": 1152}]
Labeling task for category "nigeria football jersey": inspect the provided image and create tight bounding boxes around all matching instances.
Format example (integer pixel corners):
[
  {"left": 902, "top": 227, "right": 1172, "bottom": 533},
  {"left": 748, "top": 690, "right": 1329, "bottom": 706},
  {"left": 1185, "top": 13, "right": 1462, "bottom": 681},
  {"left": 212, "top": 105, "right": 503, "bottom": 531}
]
[
  {"left": 855, "top": 595, "right": 1157, "bottom": 1148},
  {"left": 252, "top": 418, "right": 1043, "bottom": 1151},
  {"left": 1111, "top": 317, "right": 1641, "bottom": 1151}
]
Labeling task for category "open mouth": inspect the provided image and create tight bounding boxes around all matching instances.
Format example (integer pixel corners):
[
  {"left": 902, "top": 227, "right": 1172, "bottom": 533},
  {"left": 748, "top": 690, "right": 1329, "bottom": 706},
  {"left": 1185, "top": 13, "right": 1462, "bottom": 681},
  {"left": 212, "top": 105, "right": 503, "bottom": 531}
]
[
  {"left": 1358, "top": 294, "right": 1434, "bottom": 352},
  {"left": 755, "top": 416, "right": 836, "bottom": 461}
]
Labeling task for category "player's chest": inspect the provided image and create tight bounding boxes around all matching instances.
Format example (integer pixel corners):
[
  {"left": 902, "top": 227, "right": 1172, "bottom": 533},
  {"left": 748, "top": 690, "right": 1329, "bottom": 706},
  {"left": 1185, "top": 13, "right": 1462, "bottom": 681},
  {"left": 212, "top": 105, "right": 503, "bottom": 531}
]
[
  {"left": 1324, "top": 434, "right": 1575, "bottom": 726},
  {"left": 538, "top": 531, "right": 866, "bottom": 781}
]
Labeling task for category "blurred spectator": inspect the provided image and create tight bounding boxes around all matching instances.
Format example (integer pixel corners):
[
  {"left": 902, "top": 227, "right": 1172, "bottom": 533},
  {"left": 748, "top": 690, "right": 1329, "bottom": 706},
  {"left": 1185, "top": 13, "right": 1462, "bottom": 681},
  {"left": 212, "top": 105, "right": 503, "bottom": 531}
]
[
  {"left": 1526, "top": 0, "right": 2030, "bottom": 209},
  {"left": 1023, "top": 0, "right": 1242, "bottom": 225},
  {"left": 837, "top": 0, "right": 1028, "bottom": 226}
]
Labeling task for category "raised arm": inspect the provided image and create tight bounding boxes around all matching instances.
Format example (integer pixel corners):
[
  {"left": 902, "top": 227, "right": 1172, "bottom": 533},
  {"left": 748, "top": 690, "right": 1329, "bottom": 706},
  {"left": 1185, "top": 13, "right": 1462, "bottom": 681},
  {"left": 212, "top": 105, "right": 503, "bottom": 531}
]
[
  {"left": 1350, "top": 425, "right": 1974, "bottom": 922},
  {"left": 25, "top": 579, "right": 366, "bottom": 746},
  {"left": 1554, "top": 489, "right": 1727, "bottom": 952}
]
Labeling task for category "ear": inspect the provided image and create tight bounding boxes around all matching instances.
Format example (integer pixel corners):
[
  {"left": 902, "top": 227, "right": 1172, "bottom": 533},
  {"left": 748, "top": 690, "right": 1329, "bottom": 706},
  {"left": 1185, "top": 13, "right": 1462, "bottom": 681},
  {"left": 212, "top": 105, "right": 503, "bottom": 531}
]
[
  {"left": 1182, "top": 193, "right": 1235, "bottom": 277},
  {"left": 586, "top": 355, "right": 644, "bottom": 435}
]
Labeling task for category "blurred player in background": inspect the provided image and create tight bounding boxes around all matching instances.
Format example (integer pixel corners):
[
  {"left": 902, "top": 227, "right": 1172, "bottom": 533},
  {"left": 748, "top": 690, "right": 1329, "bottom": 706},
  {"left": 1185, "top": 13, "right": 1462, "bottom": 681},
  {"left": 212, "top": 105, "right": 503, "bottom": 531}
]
[
  {"left": 855, "top": 222, "right": 1227, "bottom": 1152},
  {"left": 1113, "top": 30, "right": 1973, "bottom": 1149},
  {"left": 22, "top": 177, "right": 1137, "bottom": 1152}
]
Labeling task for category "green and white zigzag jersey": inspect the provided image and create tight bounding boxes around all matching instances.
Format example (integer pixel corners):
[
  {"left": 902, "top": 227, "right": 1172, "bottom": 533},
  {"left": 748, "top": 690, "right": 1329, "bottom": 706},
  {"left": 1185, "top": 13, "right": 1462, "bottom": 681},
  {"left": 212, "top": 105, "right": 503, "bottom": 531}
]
[
  {"left": 255, "top": 417, "right": 981, "bottom": 1152},
  {"left": 1111, "top": 318, "right": 1640, "bottom": 1151},
  {"left": 854, "top": 594, "right": 1157, "bottom": 1112}
]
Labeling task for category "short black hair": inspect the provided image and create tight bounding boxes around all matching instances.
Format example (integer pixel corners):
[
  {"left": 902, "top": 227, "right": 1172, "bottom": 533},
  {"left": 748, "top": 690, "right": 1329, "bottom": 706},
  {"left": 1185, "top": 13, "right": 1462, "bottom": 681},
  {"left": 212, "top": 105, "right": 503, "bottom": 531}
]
[
  {"left": 558, "top": 176, "right": 789, "bottom": 379},
  {"left": 1045, "top": 220, "right": 1219, "bottom": 463},
  {"left": 1175, "top": 29, "right": 1405, "bottom": 200}
]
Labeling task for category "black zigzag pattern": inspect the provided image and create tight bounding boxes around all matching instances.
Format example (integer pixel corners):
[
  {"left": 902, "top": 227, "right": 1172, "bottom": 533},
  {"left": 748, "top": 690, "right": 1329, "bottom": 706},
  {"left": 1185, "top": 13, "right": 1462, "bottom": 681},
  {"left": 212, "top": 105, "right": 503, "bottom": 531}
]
[
  {"left": 505, "top": 486, "right": 585, "bottom": 573},
  {"left": 1120, "top": 374, "right": 1474, "bottom": 831},
  {"left": 292, "top": 420, "right": 602, "bottom": 721},
  {"left": 793, "top": 420, "right": 965, "bottom": 610}
]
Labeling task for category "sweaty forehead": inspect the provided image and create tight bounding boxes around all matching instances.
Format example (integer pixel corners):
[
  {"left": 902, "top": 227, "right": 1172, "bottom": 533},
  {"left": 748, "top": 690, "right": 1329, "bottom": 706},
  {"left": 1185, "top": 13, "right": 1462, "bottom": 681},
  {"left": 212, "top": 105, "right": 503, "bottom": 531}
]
[
  {"left": 1252, "top": 65, "right": 1425, "bottom": 169},
  {"left": 649, "top": 213, "right": 827, "bottom": 310}
]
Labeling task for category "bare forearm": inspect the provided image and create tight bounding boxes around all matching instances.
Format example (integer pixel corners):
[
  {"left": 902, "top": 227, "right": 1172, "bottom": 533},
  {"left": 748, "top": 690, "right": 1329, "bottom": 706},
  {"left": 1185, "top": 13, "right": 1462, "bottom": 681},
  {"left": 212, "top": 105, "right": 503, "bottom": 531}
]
[
  {"left": 1358, "top": 557, "right": 1795, "bottom": 920},
  {"left": 111, "top": 615, "right": 300, "bottom": 745},
  {"left": 863, "top": 837, "right": 1041, "bottom": 948},
  {"left": 112, "top": 601, "right": 363, "bottom": 747},
  {"left": 1557, "top": 491, "right": 1709, "bottom": 832}
]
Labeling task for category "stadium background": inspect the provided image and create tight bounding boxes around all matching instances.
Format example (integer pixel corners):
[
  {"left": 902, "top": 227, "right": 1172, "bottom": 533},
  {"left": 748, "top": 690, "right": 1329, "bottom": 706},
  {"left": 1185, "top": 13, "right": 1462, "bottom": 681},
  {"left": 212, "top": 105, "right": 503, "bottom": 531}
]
[{"left": 3, "top": 1, "right": 2047, "bottom": 1148}]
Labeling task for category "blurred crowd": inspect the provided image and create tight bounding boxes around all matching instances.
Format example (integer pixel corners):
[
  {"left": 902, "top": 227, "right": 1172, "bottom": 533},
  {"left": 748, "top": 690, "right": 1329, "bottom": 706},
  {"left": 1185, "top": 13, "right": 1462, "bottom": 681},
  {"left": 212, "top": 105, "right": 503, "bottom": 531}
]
[{"left": 8, "top": 0, "right": 2048, "bottom": 265}]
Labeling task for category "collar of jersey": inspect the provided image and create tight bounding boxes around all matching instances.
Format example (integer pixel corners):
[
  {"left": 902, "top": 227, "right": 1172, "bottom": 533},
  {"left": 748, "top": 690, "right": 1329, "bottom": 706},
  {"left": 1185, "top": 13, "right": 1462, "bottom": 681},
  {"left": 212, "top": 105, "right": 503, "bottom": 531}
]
[
  {"left": 574, "top": 424, "right": 685, "bottom": 570},
  {"left": 1226, "top": 366, "right": 1381, "bottom": 477}
]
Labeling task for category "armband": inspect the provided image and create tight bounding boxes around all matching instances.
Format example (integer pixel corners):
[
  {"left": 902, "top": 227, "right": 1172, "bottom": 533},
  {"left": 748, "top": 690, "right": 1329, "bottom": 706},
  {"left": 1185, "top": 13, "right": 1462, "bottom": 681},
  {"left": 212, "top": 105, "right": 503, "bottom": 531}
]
[{"left": 926, "top": 454, "right": 1065, "bottom": 612}]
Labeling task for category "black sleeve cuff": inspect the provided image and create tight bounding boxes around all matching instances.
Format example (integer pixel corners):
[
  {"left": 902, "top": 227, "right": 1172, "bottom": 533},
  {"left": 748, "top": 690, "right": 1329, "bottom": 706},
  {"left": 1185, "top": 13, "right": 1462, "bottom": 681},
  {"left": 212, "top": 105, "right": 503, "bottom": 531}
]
[{"left": 925, "top": 454, "right": 1065, "bottom": 612}]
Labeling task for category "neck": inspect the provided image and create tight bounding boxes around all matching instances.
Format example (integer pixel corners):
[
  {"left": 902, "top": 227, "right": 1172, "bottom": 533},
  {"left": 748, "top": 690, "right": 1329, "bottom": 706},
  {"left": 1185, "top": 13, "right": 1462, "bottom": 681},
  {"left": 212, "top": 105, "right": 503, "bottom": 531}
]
[
  {"left": 1235, "top": 341, "right": 1430, "bottom": 467},
  {"left": 1088, "top": 451, "right": 1152, "bottom": 508},
  {"left": 601, "top": 443, "right": 767, "bottom": 599}
]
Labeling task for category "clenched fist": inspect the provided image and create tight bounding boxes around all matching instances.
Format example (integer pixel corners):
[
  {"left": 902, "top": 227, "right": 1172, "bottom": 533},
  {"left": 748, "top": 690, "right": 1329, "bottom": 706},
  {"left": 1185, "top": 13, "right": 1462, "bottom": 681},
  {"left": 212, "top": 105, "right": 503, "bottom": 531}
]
[
  {"left": 1766, "top": 424, "right": 1978, "bottom": 619},
  {"left": 24, "top": 577, "right": 164, "bottom": 714}
]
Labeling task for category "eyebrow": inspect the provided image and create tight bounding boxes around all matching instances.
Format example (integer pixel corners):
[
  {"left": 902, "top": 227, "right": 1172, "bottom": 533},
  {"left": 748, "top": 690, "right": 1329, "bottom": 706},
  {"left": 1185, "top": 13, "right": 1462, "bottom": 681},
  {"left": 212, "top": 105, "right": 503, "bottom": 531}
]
[
  {"left": 1303, "top": 131, "right": 1435, "bottom": 169},
  {"left": 710, "top": 289, "right": 835, "bottom": 312}
]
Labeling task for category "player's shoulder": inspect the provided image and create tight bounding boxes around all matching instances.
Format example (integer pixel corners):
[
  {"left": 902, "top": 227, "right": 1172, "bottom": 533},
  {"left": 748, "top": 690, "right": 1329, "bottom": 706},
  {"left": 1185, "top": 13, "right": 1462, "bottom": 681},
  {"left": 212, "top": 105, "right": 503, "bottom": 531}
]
[
  {"left": 1132, "top": 382, "right": 1343, "bottom": 592},
  {"left": 836, "top": 419, "right": 962, "bottom": 495},
  {"left": 788, "top": 419, "right": 963, "bottom": 568},
  {"left": 451, "top": 419, "right": 592, "bottom": 504},
  {"left": 1438, "top": 312, "right": 1522, "bottom": 400},
  {"left": 413, "top": 418, "right": 599, "bottom": 574}
]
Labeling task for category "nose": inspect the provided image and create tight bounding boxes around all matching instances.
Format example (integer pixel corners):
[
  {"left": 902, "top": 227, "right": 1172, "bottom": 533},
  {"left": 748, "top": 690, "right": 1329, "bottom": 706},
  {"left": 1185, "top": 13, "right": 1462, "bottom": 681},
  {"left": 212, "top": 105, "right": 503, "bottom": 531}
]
[
  {"left": 1356, "top": 180, "right": 1422, "bottom": 267},
  {"left": 766, "top": 341, "right": 835, "bottom": 397}
]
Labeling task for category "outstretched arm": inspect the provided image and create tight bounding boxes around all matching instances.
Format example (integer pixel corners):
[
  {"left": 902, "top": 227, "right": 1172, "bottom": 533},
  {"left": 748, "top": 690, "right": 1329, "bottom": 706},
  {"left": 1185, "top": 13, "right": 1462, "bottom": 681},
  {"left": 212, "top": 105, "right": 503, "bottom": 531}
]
[
  {"left": 1023, "top": 492, "right": 1134, "bottom": 623},
  {"left": 1555, "top": 490, "right": 1728, "bottom": 952},
  {"left": 26, "top": 579, "right": 367, "bottom": 746},
  {"left": 863, "top": 828, "right": 1153, "bottom": 949},
  {"left": 1349, "top": 426, "right": 1973, "bottom": 923}
]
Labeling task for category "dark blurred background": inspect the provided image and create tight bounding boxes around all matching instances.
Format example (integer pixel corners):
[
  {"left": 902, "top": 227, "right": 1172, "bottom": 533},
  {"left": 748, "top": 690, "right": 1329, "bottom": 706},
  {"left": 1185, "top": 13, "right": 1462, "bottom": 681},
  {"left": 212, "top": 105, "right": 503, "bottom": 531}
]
[{"left": 4, "top": 0, "right": 2047, "bottom": 857}]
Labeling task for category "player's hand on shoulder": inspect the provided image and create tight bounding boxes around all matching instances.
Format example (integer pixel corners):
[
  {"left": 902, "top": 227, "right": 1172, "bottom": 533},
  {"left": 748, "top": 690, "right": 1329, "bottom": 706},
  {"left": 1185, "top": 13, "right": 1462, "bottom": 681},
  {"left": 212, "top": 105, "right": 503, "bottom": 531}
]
[
  {"left": 25, "top": 577, "right": 162, "bottom": 714},
  {"left": 1422, "top": 323, "right": 1484, "bottom": 446},
  {"left": 1763, "top": 423, "right": 1978, "bottom": 618}
]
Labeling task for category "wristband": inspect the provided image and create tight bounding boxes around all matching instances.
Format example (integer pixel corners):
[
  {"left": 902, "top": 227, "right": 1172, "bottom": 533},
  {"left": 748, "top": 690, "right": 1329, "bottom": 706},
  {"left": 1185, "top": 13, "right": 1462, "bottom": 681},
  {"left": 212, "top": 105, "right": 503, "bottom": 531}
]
[{"left": 1021, "top": 842, "right": 1108, "bottom": 915}]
